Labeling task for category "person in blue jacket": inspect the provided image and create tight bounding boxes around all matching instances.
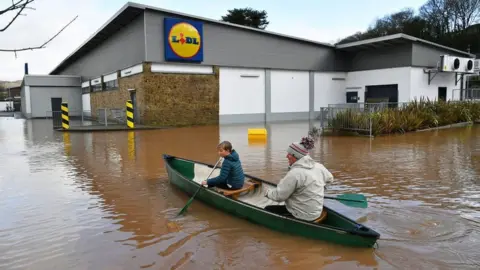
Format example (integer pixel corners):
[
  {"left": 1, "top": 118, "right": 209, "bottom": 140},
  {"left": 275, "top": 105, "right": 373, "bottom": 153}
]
[{"left": 202, "top": 141, "right": 245, "bottom": 190}]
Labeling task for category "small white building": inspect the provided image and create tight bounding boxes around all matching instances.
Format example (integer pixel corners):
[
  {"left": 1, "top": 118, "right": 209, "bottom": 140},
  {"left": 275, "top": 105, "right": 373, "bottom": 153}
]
[
  {"left": 335, "top": 34, "right": 477, "bottom": 105},
  {"left": 21, "top": 75, "right": 82, "bottom": 119}
]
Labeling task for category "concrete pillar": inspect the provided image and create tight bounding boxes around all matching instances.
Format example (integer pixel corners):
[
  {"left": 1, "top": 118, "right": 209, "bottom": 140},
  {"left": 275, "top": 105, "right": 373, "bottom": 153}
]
[
  {"left": 265, "top": 69, "right": 271, "bottom": 122},
  {"left": 309, "top": 71, "right": 315, "bottom": 120}
]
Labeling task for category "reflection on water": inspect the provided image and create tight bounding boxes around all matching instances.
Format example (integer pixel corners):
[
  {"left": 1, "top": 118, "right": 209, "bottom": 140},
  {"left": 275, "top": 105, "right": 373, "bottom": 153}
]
[{"left": 0, "top": 118, "right": 479, "bottom": 269}]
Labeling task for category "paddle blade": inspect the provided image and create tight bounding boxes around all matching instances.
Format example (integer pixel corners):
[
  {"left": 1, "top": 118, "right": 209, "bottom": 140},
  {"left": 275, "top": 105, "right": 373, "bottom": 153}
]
[
  {"left": 178, "top": 196, "right": 195, "bottom": 216},
  {"left": 325, "top": 193, "right": 368, "bottom": 208},
  {"left": 338, "top": 193, "right": 367, "bottom": 202}
]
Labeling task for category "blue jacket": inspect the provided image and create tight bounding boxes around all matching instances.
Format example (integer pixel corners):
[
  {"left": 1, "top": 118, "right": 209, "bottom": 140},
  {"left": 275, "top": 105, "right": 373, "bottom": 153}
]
[{"left": 207, "top": 150, "right": 245, "bottom": 189}]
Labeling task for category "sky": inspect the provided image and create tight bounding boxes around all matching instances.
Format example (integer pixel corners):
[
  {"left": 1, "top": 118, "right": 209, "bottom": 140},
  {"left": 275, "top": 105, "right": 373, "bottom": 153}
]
[{"left": 0, "top": 0, "right": 426, "bottom": 81}]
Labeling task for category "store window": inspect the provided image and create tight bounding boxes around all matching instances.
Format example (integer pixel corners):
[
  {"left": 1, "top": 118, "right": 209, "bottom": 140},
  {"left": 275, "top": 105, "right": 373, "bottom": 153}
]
[
  {"left": 91, "top": 83, "right": 102, "bottom": 92},
  {"left": 104, "top": 79, "right": 118, "bottom": 91}
]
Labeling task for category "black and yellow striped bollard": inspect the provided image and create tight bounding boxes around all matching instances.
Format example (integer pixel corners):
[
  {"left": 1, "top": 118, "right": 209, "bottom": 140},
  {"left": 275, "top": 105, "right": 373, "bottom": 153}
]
[
  {"left": 63, "top": 132, "right": 71, "bottom": 156},
  {"left": 126, "top": 100, "right": 134, "bottom": 128},
  {"left": 61, "top": 102, "right": 69, "bottom": 130},
  {"left": 128, "top": 131, "right": 135, "bottom": 160}
]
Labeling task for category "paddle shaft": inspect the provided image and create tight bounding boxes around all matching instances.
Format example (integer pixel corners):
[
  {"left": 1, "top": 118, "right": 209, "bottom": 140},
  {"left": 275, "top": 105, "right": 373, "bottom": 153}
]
[
  {"left": 324, "top": 196, "right": 365, "bottom": 203},
  {"left": 177, "top": 157, "right": 222, "bottom": 215}
]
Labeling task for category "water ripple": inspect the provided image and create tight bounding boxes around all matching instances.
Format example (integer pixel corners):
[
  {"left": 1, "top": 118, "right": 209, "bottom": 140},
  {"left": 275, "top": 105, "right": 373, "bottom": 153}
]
[{"left": 0, "top": 119, "right": 479, "bottom": 269}]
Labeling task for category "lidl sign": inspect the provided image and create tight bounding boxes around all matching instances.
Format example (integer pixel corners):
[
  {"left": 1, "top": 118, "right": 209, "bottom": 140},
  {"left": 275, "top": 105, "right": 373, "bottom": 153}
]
[{"left": 164, "top": 18, "right": 203, "bottom": 62}]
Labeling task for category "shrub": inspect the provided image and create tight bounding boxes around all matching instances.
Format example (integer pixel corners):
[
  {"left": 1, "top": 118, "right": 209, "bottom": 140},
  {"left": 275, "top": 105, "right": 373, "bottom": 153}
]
[{"left": 327, "top": 99, "right": 480, "bottom": 136}]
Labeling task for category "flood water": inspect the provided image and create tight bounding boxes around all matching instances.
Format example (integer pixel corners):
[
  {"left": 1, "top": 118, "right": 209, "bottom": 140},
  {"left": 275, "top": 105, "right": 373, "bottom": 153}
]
[{"left": 0, "top": 117, "right": 479, "bottom": 269}]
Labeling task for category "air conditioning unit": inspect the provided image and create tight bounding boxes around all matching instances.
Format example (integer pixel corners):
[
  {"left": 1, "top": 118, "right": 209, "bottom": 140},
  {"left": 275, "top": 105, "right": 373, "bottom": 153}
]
[
  {"left": 440, "top": 55, "right": 477, "bottom": 74},
  {"left": 462, "top": 57, "right": 476, "bottom": 74},
  {"left": 474, "top": 59, "right": 480, "bottom": 73},
  {"left": 440, "top": 55, "right": 462, "bottom": 72}
]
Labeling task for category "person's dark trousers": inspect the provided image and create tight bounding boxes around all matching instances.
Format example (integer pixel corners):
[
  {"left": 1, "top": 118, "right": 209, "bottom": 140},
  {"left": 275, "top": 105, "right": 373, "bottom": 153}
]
[{"left": 264, "top": 205, "right": 294, "bottom": 217}]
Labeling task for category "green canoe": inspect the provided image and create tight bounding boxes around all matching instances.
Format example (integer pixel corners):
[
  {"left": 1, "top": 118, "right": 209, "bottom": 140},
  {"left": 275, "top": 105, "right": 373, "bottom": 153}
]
[{"left": 163, "top": 154, "right": 380, "bottom": 248}]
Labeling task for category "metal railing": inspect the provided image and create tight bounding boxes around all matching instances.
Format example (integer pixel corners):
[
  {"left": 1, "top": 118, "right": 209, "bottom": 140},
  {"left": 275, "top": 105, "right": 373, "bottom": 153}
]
[
  {"left": 319, "top": 106, "right": 374, "bottom": 137},
  {"left": 320, "top": 99, "right": 480, "bottom": 137},
  {"left": 45, "top": 108, "right": 126, "bottom": 129},
  {"left": 328, "top": 102, "right": 410, "bottom": 111},
  {"left": 320, "top": 102, "right": 416, "bottom": 136},
  {"left": 96, "top": 108, "right": 126, "bottom": 125},
  {"left": 451, "top": 89, "right": 480, "bottom": 101}
]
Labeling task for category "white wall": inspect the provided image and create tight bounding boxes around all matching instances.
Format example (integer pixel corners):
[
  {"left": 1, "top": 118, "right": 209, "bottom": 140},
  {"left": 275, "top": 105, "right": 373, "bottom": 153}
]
[
  {"left": 121, "top": 63, "right": 143, "bottom": 78},
  {"left": 91, "top": 77, "right": 101, "bottom": 86},
  {"left": 271, "top": 70, "right": 309, "bottom": 113},
  {"left": 314, "top": 72, "right": 347, "bottom": 109},
  {"left": 30, "top": 86, "right": 82, "bottom": 117},
  {"left": 410, "top": 67, "right": 457, "bottom": 101},
  {"left": 345, "top": 67, "right": 412, "bottom": 103},
  {"left": 103, "top": 72, "right": 118, "bottom": 82},
  {"left": 219, "top": 67, "right": 265, "bottom": 115},
  {"left": 82, "top": 93, "right": 91, "bottom": 112},
  {"left": 25, "top": 86, "right": 31, "bottom": 115},
  {"left": 151, "top": 63, "right": 213, "bottom": 74}
]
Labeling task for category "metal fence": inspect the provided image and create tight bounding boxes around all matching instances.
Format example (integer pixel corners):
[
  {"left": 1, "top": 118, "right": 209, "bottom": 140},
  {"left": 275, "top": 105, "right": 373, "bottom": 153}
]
[
  {"left": 319, "top": 106, "right": 374, "bottom": 137},
  {"left": 319, "top": 99, "right": 480, "bottom": 137},
  {"left": 45, "top": 108, "right": 126, "bottom": 129},
  {"left": 452, "top": 88, "right": 480, "bottom": 101},
  {"left": 97, "top": 108, "right": 126, "bottom": 125},
  {"left": 328, "top": 102, "right": 410, "bottom": 110},
  {"left": 320, "top": 102, "right": 414, "bottom": 136}
]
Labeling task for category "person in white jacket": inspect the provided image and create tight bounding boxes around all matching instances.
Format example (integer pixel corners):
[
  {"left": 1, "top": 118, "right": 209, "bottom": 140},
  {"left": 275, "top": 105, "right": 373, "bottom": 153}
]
[{"left": 264, "top": 136, "right": 334, "bottom": 221}]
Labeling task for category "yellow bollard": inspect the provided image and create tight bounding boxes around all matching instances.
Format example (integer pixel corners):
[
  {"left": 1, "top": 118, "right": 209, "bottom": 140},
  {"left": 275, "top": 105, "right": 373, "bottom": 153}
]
[
  {"left": 128, "top": 131, "right": 135, "bottom": 160},
  {"left": 61, "top": 102, "right": 69, "bottom": 130},
  {"left": 63, "top": 132, "right": 71, "bottom": 156},
  {"left": 247, "top": 128, "right": 267, "bottom": 146},
  {"left": 126, "top": 100, "right": 134, "bottom": 128},
  {"left": 248, "top": 135, "right": 267, "bottom": 146},
  {"left": 248, "top": 128, "right": 267, "bottom": 136}
]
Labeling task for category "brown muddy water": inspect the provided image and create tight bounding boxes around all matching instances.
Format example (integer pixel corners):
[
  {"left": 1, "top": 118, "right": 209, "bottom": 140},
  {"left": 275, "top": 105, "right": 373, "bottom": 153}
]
[{"left": 0, "top": 118, "right": 479, "bottom": 270}]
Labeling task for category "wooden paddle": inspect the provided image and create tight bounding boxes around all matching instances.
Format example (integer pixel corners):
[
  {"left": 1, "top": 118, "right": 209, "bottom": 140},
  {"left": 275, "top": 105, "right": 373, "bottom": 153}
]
[
  {"left": 177, "top": 157, "right": 222, "bottom": 216},
  {"left": 325, "top": 193, "right": 368, "bottom": 208}
]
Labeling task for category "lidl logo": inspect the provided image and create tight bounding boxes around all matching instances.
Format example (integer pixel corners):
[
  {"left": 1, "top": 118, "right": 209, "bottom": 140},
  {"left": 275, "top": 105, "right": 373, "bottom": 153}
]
[
  {"left": 164, "top": 18, "right": 203, "bottom": 62},
  {"left": 169, "top": 23, "right": 200, "bottom": 58}
]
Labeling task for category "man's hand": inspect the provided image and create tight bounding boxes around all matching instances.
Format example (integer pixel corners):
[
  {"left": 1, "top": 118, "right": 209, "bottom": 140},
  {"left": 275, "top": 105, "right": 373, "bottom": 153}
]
[{"left": 201, "top": 181, "right": 207, "bottom": 186}]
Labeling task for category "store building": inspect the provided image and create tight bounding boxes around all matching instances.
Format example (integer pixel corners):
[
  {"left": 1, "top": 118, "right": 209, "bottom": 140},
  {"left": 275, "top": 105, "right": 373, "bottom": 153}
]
[{"left": 21, "top": 2, "right": 476, "bottom": 124}]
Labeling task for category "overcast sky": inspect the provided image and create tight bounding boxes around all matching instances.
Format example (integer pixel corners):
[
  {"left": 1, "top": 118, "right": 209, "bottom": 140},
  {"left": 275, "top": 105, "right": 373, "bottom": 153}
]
[{"left": 0, "top": 0, "right": 425, "bottom": 81}]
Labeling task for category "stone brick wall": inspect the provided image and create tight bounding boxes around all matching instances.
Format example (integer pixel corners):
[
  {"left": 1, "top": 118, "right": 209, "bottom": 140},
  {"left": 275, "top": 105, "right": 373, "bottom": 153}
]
[
  {"left": 90, "top": 70, "right": 143, "bottom": 119},
  {"left": 141, "top": 63, "right": 219, "bottom": 126},
  {"left": 88, "top": 62, "right": 219, "bottom": 127}
]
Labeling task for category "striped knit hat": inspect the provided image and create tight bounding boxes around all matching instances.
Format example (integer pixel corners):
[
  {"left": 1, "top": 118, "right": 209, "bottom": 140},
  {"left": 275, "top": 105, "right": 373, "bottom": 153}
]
[{"left": 287, "top": 136, "right": 315, "bottom": 159}]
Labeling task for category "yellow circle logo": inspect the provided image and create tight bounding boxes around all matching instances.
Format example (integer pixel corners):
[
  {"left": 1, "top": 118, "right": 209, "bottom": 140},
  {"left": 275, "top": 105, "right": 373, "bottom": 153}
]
[{"left": 168, "top": 22, "right": 201, "bottom": 58}]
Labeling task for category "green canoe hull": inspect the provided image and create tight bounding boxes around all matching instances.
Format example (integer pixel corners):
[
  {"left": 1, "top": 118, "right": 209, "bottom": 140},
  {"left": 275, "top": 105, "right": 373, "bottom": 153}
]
[{"left": 163, "top": 154, "right": 380, "bottom": 248}]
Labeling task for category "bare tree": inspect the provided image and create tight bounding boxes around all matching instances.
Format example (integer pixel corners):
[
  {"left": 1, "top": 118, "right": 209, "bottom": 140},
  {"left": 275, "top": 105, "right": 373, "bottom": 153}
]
[
  {"left": 450, "top": 0, "right": 480, "bottom": 31},
  {"left": 419, "top": 0, "right": 455, "bottom": 37},
  {"left": 0, "top": 0, "right": 78, "bottom": 57},
  {"left": 420, "top": 0, "right": 480, "bottom": 34}
]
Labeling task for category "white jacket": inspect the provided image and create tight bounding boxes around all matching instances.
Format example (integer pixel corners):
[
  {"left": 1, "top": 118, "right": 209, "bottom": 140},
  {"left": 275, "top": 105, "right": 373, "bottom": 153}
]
[{"left": 265, "top": 155, "right": 334, "bottom": 221}]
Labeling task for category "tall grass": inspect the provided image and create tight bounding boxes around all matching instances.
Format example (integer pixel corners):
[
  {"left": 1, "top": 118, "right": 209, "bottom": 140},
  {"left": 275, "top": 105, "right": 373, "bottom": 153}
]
[{"left": 328, "top": 99, "right": 480, "bottom": 136}]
